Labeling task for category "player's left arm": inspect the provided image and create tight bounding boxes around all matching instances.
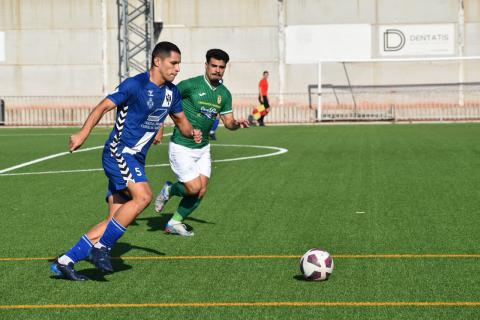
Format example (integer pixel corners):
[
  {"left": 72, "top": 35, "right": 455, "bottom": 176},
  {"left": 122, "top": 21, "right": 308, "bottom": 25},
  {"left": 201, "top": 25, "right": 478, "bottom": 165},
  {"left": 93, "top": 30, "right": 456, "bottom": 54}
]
[
  {"left": 219, "top": 92, "right": 248, "bottom": 130},
  {"left": 220, "top": 112, "right": 249, "bottom": 130},
  {"left": 170, "top": 111, "right": 202, "bottom": 143}
]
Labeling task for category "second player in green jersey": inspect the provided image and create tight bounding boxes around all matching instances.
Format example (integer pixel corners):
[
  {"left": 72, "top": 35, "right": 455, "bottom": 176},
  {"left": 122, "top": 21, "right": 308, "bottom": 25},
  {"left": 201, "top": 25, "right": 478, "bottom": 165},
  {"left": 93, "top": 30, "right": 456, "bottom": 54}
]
[
  {"left": 154, "top": 48, "right": 249, "bottom": 236},
  {"left": 171, "top": 74, "right": 232, "bottom": 148}
]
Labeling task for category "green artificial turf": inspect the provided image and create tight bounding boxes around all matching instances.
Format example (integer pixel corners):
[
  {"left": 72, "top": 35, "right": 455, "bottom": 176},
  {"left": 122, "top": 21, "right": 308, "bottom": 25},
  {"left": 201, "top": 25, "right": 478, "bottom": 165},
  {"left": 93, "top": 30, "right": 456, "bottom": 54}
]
[{"left": 0, "top": 123, "right": 479, "bottom": 319}]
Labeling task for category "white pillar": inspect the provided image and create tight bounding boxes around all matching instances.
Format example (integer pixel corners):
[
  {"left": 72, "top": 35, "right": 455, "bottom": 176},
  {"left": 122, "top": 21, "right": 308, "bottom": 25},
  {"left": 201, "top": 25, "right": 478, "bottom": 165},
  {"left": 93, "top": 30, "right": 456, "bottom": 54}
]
[
  {"left": 317, "top": 62, "right": 322, "bottom": 122},
  {"left": 458, "top": 0, "right": 465, "bottom": 107},
  {"left": 101, "top": 0, "right": 108, "bottom": 95},
  {"left": 278, "top": 0, "right": 286, "bottom": 106}
]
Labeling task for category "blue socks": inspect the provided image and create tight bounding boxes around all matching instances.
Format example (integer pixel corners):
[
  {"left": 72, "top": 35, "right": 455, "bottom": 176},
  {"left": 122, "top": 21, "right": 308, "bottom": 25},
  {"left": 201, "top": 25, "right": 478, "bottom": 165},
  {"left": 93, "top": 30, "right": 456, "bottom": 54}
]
[
  {"left": 63, "top": 218, "right": 126, "bottom": 265},
  {"left": 64, "top": 234, "right": 93, "bottom": 264},
  {"left": 210, "top": 118, "right": 220, "bottom": 134},
  {"left": 98, "top": 217, "right": 126, "bottom": 249}
]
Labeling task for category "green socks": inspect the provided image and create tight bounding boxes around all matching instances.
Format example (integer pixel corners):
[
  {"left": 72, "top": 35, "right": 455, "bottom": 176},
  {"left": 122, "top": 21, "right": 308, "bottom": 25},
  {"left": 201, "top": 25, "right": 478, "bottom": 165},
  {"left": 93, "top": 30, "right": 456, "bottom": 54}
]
[
  {"left": 176, "top": 196, "right": 203, "bottom": 220},
  {"left": 170, "top": 182, "right": 188, "bottom": 197},
  {"left": 169, "top": 181, "right": 203, "bottom": 222}
]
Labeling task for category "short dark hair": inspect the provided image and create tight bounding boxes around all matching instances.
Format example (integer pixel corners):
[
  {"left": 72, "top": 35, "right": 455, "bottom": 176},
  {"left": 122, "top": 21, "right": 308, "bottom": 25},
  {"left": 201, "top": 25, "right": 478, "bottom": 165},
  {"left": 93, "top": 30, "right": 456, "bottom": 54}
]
[
  {"left": 206, "top": 49, "right": 229, "bottom": 64},
  {"left": 263, "top": 70, "right": 269, "bottom": 75},
  {"left": 151, "top": 41, "right": 181, "bottom": 65}
]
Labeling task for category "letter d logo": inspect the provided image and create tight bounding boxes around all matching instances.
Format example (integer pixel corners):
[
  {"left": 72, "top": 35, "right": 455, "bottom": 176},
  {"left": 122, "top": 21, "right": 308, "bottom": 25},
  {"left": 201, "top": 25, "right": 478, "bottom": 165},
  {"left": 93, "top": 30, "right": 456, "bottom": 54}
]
[{"left": 384, "top": 29, "right": 405, "bottom": 51}]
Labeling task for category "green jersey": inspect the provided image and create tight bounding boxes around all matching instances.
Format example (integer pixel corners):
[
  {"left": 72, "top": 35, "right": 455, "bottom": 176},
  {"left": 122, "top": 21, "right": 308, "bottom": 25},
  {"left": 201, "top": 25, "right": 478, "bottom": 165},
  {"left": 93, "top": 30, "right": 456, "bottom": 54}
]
[{"left": 171, "top": 75, "right": 232, "bottom": 148}]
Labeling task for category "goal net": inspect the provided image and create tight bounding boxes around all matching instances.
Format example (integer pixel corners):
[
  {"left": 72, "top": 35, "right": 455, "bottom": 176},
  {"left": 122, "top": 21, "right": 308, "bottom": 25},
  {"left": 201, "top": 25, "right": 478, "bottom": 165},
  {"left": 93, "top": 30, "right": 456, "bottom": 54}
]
[{"left": 314, "top": 57, "right": 480, "bottom": 122}]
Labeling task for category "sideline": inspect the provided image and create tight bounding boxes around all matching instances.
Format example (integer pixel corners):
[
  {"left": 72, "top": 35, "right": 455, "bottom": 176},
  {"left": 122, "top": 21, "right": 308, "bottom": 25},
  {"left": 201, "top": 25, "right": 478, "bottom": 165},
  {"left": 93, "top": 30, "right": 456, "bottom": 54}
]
[
  {"left": 1, "top": 301, "right": 480, "bottom": 310},
  {"left": 1, "top": 253, "right": 479, "bottom": 262}
]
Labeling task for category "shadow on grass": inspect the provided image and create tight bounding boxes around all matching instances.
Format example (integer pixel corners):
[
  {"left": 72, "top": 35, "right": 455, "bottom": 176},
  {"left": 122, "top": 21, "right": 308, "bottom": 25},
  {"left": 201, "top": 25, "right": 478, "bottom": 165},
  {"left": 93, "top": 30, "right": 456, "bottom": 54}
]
[
  {"left": 50, "top": 242, "right": 165, "bottom": 282},
  {"left": 136, "top": 213, "right": 215, "bottom": 232},
  {"left": 293, "top": 275, "right": 308, "bottom": 281},
  {"left": 293, "top": 274, "right": 331, "bottom": 283},
  {"left": 111, "top": 242, "right": 165, "bottom": 257},
  {"left": 50, "top": 267, "right": 114, "bottom": 282}
]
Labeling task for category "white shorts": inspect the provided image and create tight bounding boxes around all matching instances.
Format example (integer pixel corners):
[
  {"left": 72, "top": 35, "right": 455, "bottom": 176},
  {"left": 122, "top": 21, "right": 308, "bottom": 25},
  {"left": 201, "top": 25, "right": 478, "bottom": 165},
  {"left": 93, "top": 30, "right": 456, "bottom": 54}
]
[{"left": 168, "top": 142, "right": 211, "bottom": 182}]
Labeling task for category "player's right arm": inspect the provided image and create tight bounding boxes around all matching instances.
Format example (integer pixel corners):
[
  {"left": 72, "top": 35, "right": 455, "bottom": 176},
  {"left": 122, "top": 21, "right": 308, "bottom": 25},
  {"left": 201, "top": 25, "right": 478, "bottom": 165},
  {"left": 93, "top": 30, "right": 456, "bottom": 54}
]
[
  {"left": 153, "top": 124, "right": 164, "bottom": 145},
  {"left": 69, "top": 98, "right": 117, "bottom": 152},
  {"left": 70, "top": 77, "right": 134, "bottom": 152},
  {"left": 169, "top": 82, "right": 202, "bottom": 143},
  {"left": 170, "top": 111, "right": 202, "bottom": 144}
]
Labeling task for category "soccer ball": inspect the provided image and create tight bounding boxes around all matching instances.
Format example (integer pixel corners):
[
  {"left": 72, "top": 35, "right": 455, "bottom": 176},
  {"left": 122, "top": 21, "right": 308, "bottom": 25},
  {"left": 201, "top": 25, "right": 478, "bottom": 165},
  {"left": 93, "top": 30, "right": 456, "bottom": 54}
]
[{"left": 300, "top": 248, "right": 334, "bottom": 281}]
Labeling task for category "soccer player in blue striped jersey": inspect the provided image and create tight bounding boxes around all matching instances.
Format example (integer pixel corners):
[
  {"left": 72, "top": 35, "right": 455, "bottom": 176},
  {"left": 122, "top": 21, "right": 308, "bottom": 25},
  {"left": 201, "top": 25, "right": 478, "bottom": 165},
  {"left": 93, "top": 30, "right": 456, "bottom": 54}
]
[{"left": 50, "top": 42, "right": 202, "bottom": 281}]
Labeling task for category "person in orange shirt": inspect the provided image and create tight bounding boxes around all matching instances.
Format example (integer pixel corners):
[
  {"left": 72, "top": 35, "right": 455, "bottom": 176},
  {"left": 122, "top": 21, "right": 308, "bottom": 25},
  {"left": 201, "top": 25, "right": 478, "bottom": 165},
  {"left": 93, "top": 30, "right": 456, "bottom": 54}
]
[{"left": 258, "top": 70, "right": 270, "bottom": 126}]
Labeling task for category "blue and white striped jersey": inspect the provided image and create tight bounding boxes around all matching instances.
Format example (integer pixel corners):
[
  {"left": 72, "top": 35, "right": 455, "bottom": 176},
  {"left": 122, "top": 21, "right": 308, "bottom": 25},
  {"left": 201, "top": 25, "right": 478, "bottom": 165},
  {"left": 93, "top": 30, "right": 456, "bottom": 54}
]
[{"left": 105, "top": 72, "right": 182, "bottom": 162}]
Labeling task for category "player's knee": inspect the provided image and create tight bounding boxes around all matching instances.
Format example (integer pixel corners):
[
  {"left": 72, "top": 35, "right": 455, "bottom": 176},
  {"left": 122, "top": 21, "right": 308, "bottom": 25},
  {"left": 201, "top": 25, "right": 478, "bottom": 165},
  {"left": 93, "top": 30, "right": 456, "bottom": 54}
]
[
  {"left": 133, "top": 189, "right": 152, "bottom": 208},
  {"left": 185, "top": 182, "right": 201, "bottom": 195},
  {"left": 142, "top": 191, "right": 153, "bottom": 206},
  {"left": 198, "top": 187, "right": 207, "bottom": 198}
]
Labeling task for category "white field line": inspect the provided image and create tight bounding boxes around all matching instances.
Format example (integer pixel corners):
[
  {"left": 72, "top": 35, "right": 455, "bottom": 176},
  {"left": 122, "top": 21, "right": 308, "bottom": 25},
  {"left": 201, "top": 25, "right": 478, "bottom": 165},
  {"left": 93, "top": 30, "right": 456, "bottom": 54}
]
[
  {"left": 0, "top": 132, "right": 111, "bottom": 137},
  {"left": 0, "top": 133, "right": 173, "bottom": 174},
  {"left": 0, "top": 142, "right": 288, "bottom": 176},
  {"left": 210, "top": 144, "right": 288, "bottom": 163},
  {"left": 148, "top": 144, "right": 289, "bottom": 168},
  {"left": 0, "top": 146, "right": 104, "bottom": 174}
]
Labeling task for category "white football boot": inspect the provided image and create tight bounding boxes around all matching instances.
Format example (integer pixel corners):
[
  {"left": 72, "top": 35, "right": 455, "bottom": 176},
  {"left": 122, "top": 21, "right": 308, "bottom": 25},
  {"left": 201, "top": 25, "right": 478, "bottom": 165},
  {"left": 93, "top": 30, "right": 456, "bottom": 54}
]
[
  {"left": 165, "top": 222, "right": 194, "bottom": 237},
  {"left": 155, "top": 181, "right": 172, "bottom": 213}
]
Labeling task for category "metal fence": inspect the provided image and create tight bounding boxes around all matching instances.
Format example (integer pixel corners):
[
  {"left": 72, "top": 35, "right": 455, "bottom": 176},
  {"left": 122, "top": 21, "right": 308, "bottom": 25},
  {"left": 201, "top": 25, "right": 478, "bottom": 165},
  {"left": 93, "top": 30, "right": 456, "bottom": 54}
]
[
  {"left": 312, "top": 82, "right": 480, "bottom": 122},
  {"left": 0, "top": 94, "right": 314, "bottom": 126},
  {"left": 0, "top": 96, "right": 112, "bottom": 126},
  {"left": 2, "top": 86, "right": 480, "bottom": 126}
]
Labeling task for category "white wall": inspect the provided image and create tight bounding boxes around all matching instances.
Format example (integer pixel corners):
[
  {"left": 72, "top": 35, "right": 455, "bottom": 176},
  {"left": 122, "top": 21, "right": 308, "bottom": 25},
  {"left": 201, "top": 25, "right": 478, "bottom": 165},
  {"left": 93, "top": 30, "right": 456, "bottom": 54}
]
[
  {"left": 0, "top": 0, "right": 118, "bottom": 96},
  {"left": 0, "top": 0, "right": 479, "bottom": 97}
]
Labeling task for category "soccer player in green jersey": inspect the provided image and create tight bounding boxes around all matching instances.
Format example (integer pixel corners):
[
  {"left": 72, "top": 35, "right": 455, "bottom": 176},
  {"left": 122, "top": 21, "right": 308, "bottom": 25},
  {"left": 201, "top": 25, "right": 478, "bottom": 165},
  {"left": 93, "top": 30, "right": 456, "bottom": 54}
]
[{"left": 153, "top": 48, "right": 249, "bottom": 236}]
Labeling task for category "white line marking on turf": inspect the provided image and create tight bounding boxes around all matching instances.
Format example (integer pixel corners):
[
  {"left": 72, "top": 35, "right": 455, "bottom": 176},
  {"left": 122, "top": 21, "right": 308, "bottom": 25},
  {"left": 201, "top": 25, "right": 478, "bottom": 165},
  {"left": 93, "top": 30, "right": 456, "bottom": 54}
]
[
  {"left": 0, "top": 132, "right": 110, "bottom": 137},
  {"left": 211, "top": 144, "right": 288, "bottom": 163},
  {"left": 0, "top": 133, "right": 173, "bottom": 175},
  {"left": 148, "top": 144, "right": 288, "bottom": 168},
  {"left": 0, "top": 167, "right": 107, "bottom": 176},
  {"left": 0, "top": 146, "right": 104, "bottom": 174},
  {"left": 0, "top": 142, "right": 288, "bottom": 176}
]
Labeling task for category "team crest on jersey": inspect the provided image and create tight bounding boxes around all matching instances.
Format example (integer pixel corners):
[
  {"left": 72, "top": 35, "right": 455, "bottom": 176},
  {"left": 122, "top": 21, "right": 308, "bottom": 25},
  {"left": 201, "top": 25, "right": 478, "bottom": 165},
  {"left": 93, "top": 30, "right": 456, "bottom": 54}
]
[
  {"left": 147, "top": 98, "right": 154, "bottom": 109},
  {"left": 147, "top": 90, "right": 154, "bottom": 97},
  {"left": 162, "top": 89, "right": 173, "bottom": 107},
  {"left": 217, "top": 95, "right": 222, "bottom": 104}
]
